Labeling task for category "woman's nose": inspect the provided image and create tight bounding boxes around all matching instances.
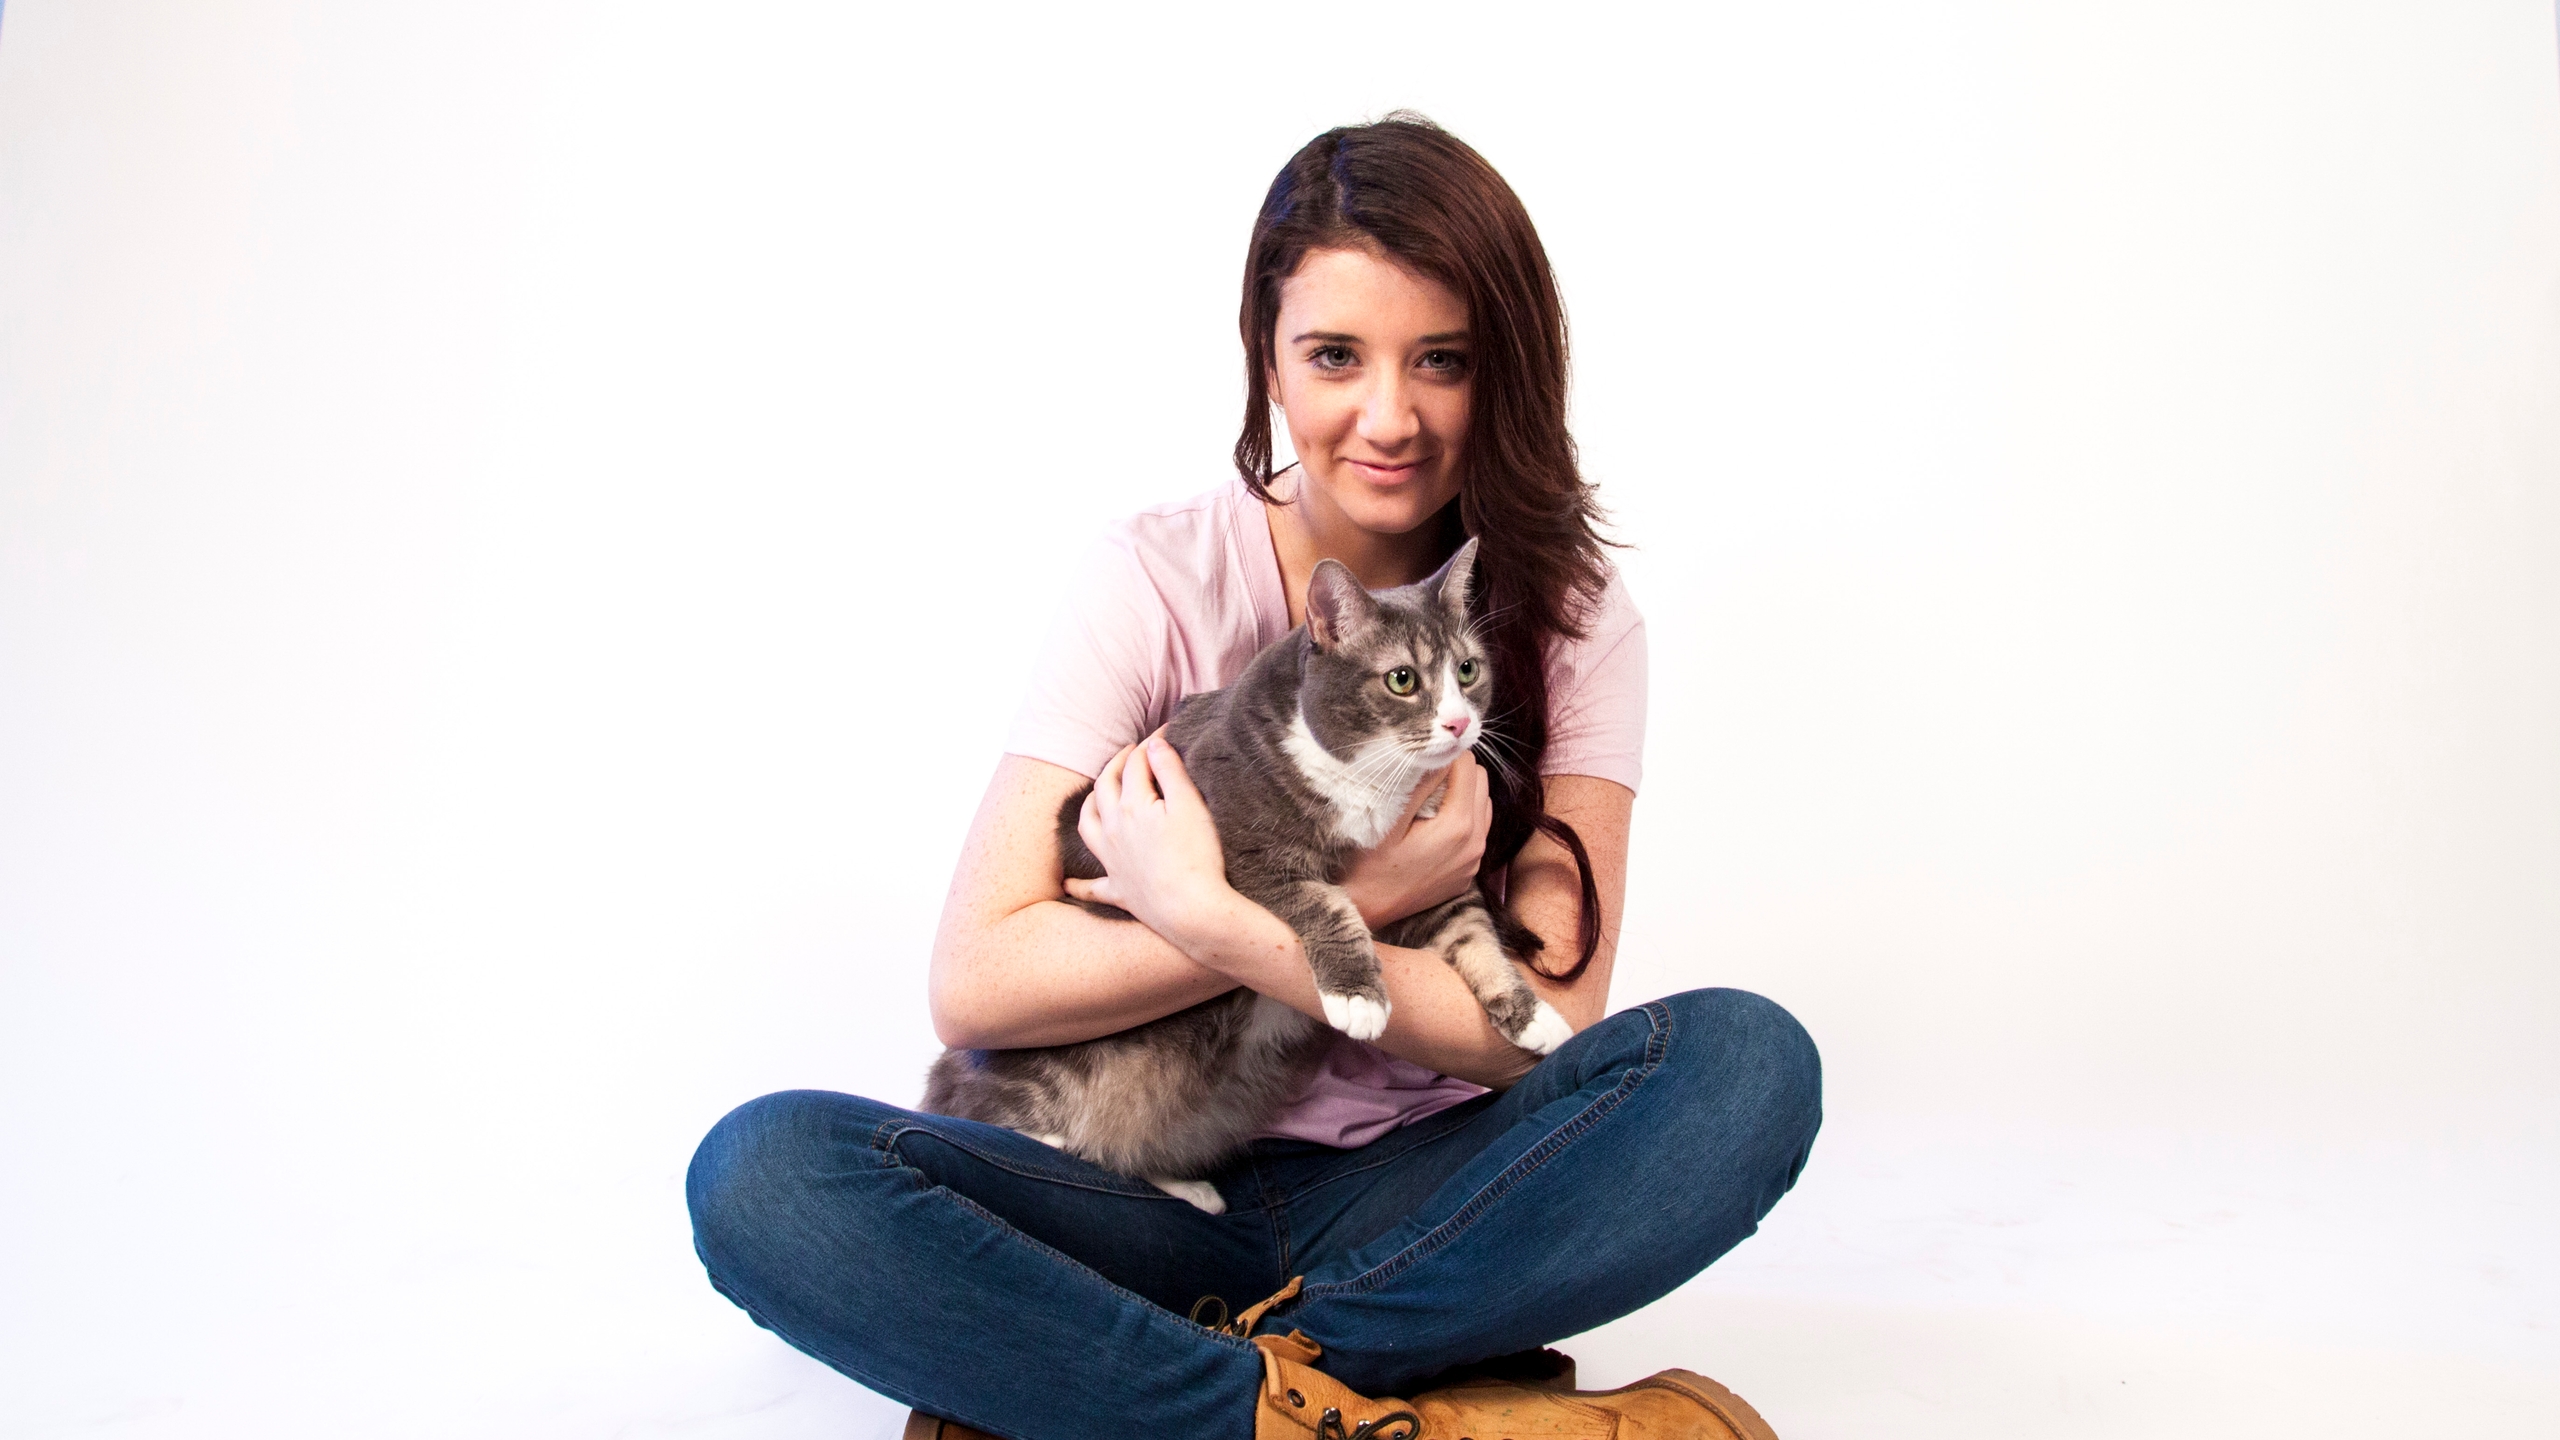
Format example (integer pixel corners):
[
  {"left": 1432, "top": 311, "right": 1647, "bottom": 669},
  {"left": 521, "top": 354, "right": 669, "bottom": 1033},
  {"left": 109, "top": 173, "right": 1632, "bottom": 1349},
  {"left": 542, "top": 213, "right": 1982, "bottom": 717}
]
[{"left": 1358, "top": 374, "right": 1422, "bottom": 448}]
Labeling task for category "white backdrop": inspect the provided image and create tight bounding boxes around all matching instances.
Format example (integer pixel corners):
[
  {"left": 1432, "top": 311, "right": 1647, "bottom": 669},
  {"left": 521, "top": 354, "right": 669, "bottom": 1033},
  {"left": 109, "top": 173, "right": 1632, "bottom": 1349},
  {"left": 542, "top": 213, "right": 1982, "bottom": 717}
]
[{"left": 3, "top": 3, "right": 2555, "bottom": 1436}]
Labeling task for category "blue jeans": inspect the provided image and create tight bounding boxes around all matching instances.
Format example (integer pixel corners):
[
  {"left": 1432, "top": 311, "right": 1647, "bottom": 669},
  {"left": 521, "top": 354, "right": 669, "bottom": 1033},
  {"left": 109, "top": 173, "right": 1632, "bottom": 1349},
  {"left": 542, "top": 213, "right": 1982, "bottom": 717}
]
[{"left": 687, "top": 988, "right": 1820, "bottom": 1440}]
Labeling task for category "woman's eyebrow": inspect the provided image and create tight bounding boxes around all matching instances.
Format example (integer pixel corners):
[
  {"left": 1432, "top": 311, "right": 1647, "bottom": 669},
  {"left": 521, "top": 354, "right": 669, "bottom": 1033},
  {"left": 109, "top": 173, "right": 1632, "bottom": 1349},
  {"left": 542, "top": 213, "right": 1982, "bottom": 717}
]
[{"left": 1287, "top": 329, "right": 1472, "bottom": 344}]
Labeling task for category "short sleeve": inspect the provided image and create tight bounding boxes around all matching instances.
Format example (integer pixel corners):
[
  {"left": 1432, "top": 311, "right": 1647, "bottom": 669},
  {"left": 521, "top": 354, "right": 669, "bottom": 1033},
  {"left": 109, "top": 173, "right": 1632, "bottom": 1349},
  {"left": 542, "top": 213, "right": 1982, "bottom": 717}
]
[
  {"left": 1002, "top": 535, "right": 1180, "bottom": 779},
  {"left": 1540, "top": 570, "right": 1647, "bottom": 793}
]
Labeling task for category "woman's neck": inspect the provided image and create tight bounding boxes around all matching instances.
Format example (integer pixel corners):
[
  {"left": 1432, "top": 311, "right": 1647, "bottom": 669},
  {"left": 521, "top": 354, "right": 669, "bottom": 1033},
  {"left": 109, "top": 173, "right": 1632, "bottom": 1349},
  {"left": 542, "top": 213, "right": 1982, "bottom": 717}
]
[{"left": 1263, "top": 478, "right": 1450, "bottom": 630}]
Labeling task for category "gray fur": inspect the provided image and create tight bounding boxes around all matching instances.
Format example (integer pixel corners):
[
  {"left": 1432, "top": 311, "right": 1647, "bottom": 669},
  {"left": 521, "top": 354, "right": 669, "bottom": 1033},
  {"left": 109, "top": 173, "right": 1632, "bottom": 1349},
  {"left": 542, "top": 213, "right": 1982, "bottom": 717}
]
[{"left": 921, "top": 539, "right": 1571, "bottom": 1204}]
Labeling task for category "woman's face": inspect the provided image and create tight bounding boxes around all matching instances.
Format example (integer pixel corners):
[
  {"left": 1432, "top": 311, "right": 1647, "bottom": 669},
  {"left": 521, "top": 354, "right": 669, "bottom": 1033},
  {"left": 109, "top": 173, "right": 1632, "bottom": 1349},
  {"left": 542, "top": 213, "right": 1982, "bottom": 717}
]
[{"left": 1269, "top": 246, "right": 1471, "bottom": 539}]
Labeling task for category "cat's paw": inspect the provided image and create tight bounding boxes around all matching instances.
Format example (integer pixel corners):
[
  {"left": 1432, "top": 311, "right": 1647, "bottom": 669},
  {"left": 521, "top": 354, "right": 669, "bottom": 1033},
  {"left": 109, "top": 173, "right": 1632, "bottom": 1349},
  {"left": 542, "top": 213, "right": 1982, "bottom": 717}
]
[
  {"left": 1149, "top": 1176, "right": 1227, "bottom": 1214},
  {"left": 1320, "top": 991, "right": 1392, "bottom": 1041},
  {"left": 1510, "top": 1000, "right": 1575, "bottom": 1055}
]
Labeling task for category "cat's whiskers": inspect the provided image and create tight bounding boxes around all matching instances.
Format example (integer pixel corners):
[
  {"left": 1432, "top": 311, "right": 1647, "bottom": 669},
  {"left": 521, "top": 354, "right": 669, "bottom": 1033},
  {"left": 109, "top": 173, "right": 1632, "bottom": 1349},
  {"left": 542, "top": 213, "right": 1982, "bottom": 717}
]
[
  {"left": 1341, "top": 740, "right": 1424, "bottom": 803},
  {"left": 1469, "top": 727, "right": 1531, "bottom": 791}
]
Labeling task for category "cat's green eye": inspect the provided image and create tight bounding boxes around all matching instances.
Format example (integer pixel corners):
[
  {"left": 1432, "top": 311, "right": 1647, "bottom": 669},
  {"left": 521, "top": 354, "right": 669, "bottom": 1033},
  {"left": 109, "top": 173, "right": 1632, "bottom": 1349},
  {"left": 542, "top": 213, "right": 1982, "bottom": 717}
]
[
  {"left": 1456, "top": 658, "right": 1481, "bottom": 685},
  {"left": 1384, "top": 666, "right": 1419, "bottom": 696}
]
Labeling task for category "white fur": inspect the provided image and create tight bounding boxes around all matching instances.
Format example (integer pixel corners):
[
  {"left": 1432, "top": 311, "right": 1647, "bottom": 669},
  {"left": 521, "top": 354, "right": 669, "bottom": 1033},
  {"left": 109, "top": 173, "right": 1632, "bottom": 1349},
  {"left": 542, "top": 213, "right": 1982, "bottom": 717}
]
[
  {"left": 1321, "top": 991, "right": 1392, "bottom": 1041},
  {"left": 1281, "top": 715, "right": 1417, "bottom": 847},
  {"left": 1412, "top": 776, "right": 1449, "bottom": 819},
  {"left": 1033, "top": 1131, "right": 1232, "bottom": 1213},
  {"left": 1150, "top": 1177, "right": 1227, "bottom": 1214},
  {"left": 1243, "top": 992, "right": 1310, "bottom": 1049},
  {"left": 1282, "top": 667, "right": 1486, "bottom": 849},
  {"left": 1431, "top": 658, "right": 1476, "bottom": 743},
  {"left": 1513, "top": 1000, "right": 1575, "bottom": 1055}
]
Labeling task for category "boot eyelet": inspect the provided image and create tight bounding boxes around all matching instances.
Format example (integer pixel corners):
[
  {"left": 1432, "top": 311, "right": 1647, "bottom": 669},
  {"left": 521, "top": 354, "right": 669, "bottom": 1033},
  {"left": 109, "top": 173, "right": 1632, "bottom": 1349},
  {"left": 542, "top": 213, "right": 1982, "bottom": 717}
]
[{"left": 1288, "top": 1390, "right": 1305, "bottom": 1408}]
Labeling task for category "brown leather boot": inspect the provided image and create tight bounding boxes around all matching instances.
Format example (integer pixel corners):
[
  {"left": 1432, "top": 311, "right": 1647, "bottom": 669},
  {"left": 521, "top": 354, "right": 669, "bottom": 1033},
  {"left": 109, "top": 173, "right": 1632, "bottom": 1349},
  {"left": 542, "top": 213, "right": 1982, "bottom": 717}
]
[
  {"left": 1252, "top": 1330, "right": 1782, "bottom": 1440},
  {"left": 901, "top": 1410, "right": 999, "bottom": 1440}
]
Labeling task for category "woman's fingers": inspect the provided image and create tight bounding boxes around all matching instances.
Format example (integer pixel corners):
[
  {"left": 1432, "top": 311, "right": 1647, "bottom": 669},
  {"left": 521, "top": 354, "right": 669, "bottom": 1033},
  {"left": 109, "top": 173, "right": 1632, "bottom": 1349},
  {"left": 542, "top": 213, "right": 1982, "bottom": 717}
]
[
  {"left": 1403, "top": 751, "right": 1486, "bottom": 834},
  {"left": 1092, "top": 743, "right": 1134, "bottom": 825},
  {"left": 1398, "top": 761, "right": 1453, "bottom": 829},
  {"left": 1081, "top": 734, "right": 1177, "bottom": 870},
  {"left": 1146, "top": 733, "right": 1205, "bottom": 809},
  {"left": 1057, "top": 728, "right": 1232, "bottom": 941},
  {"left": 1077, "top": 785, "right": 1107, "bottom": 858},
  {"left": 1122, "top": 737, "right": 1159, "bottom": 807}
]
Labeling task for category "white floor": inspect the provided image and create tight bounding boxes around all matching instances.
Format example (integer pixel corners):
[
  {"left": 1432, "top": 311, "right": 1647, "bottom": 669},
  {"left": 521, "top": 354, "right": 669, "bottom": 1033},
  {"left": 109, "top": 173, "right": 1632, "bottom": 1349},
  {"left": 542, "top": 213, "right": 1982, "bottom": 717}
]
[
  {"left": 8, "top": 1098, "right": 2551, "bottom": 1438},
  {"left": 1587, "top": 1115, "right": 2560, "bottom": 1438}
]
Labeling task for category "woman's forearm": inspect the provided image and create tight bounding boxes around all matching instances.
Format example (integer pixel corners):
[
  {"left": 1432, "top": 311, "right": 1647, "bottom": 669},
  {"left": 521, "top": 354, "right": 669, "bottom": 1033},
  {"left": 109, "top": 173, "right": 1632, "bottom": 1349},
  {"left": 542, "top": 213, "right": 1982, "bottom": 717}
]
[
  {"left": 929, "top": 755, "right": 1612, "bottom": 1085},
  {"left": 930, "top": 897, "right": 1237, "bottom": 1049},
  {"left": 1162, "top": 890, "right": 1547, "bottom": 1089},
  {"left": 940, "top": 885, "right": 1547, "bottom": 1087}
]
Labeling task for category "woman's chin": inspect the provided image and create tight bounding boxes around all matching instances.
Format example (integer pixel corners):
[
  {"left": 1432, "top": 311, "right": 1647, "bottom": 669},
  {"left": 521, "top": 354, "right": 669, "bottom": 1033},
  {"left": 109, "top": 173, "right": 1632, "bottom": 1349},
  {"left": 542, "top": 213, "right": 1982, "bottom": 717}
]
[{"left": 1337, "top": 487, "right": 1455, "bottom": 539}]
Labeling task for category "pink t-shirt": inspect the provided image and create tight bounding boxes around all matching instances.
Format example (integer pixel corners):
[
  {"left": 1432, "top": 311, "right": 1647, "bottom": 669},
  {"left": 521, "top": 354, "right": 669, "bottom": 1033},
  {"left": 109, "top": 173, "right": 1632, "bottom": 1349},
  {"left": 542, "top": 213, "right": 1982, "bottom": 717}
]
[{"left": 1003, "top": 479, "right": 1648, "bottom": 1148}]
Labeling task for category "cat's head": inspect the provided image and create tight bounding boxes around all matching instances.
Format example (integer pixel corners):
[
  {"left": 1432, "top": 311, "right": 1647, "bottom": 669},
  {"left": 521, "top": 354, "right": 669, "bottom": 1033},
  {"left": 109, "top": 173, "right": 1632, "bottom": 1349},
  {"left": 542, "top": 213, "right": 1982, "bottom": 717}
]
[{"left": 1299, "top": 538, "right": 1489, "bottom": 782}]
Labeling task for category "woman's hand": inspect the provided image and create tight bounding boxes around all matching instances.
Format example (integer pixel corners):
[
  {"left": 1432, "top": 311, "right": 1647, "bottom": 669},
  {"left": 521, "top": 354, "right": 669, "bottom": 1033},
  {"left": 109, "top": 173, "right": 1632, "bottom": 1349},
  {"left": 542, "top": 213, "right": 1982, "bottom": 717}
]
[
  {"left": 1062, "top": 733, "right": 1238, "bottom": 953},
  {"left": 1339, "top": 750, "right": 1494, "bottom": 929}
]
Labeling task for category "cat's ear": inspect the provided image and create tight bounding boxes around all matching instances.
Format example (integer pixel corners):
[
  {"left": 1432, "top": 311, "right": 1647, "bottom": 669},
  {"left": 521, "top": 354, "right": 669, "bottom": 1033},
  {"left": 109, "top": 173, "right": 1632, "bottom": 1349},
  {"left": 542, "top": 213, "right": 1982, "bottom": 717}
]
[
  {"left": 1306, "top": 560, "right": 1382, "bottom": 652},
  {"left": 1426, "top": 537, "right": 1480, "bottom": 620}
]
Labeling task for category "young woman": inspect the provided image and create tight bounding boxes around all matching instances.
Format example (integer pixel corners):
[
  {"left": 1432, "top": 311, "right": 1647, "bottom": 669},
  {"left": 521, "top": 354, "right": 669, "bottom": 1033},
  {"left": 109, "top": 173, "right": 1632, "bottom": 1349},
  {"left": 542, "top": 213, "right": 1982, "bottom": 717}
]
[{"left": 687, "top": 116, "right": 1821, "bottom": 1440}]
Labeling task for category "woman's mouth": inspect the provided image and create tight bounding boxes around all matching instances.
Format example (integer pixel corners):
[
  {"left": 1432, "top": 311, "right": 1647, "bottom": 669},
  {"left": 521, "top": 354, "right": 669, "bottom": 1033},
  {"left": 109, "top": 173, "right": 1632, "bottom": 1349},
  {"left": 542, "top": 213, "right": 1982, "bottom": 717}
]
[{"left": 1345, "top": 457, "right": 1429, "bottom": 484}]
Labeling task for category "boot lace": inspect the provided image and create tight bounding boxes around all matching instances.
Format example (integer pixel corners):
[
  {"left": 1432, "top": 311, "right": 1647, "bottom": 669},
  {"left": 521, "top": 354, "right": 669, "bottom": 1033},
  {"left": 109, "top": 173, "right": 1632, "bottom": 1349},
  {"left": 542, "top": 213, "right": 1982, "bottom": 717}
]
[{"left": 1315, "top": 1406, "right": 1419, "bottom": 1440}]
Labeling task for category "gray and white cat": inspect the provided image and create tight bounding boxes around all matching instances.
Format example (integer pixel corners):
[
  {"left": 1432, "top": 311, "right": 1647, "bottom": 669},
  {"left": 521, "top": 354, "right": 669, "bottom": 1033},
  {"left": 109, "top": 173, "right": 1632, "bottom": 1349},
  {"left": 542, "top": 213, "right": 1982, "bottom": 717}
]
[{"left": 921, "top": 539, "right": 1571, "bottom": 1213}]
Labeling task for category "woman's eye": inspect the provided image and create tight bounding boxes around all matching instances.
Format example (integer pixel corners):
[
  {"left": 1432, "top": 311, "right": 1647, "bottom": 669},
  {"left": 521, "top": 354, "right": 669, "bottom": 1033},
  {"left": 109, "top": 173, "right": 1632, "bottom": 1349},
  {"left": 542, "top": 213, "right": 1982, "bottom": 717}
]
[
  {"left": 1384, "top": 667, "right": 1418, "bottom": 696},
  {"left": 1311, "top": 345, "right": 1355, "bottom": 370},
  {"left": 1419, "top": 349, "right": 1468, "bottom": 374},
  {"left": 1456, "top": 658, "right": 1480, "bottom": 685}
]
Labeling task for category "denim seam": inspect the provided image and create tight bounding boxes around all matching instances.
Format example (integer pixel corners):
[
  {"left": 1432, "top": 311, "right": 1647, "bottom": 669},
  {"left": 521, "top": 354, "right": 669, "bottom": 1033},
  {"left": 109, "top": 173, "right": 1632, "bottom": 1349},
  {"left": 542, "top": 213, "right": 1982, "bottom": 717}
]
[
  {"left": 1297, "top": 999, "right": 1676, "bottom": 1302},
  {"left": 869, "top": 1122, "right": 1264, "bottom": 1358},
  {"left": 1254, "top": 1154, "right": 1297, "bottom": 1277},
  {"left": 867, "top": 1116, "right": 1209, "bottom": 1206},
  {"left": 1261, "top": 1099, "right": 1501, "bottom": 1209}
]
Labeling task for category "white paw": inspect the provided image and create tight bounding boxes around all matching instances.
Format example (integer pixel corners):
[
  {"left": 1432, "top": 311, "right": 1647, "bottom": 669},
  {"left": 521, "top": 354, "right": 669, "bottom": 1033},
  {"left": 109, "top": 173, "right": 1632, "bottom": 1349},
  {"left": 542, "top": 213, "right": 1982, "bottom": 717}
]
[
  {"left": 1024, "top": 1132, "right": 1068, "bottom": 1149},
  {"left": 1511, "top": 1000, "right": 1575, "bottom": 1055},
  {"left": 1319, "top": 991, "right": 1392, "bottom": 1041},
  {"left": 1150, "top": 1176, "right": 1227, "bottom": 1214}
]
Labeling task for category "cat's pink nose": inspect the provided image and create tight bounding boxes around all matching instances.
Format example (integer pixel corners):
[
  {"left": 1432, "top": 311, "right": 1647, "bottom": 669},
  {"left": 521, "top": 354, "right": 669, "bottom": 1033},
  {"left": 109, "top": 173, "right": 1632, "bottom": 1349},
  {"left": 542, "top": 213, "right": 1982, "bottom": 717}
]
[{"left": 1443, "top": 715, "right": 1471, "bottom": 738}]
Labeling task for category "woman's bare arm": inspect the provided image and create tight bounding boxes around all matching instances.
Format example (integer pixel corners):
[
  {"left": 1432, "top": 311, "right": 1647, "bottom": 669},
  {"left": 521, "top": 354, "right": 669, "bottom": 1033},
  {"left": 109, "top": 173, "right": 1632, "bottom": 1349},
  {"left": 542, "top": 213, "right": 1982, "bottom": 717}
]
[
  {"left": 928, "top": 749, "right": 1632, "bottom": 1089},
  {"left": 1331, "top": 774, "right": 1630, "bottom": 1086},
  {"left": 1182, "top": 770, "right": 1632, "bottom": 1085},
  {"left": 927, "top": 754, "right": 1236, "bottom": 1049},
  {"left": 1504, "top": 774, "right": 1632, "bottom": 1033}
]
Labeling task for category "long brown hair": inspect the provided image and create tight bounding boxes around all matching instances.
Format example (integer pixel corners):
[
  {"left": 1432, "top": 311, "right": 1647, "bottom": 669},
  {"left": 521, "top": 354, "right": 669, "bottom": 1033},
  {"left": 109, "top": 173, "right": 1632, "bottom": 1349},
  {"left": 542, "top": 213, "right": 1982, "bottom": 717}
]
[{"left": 1233, "top": 113, "right": 1611, "bottom": 979}]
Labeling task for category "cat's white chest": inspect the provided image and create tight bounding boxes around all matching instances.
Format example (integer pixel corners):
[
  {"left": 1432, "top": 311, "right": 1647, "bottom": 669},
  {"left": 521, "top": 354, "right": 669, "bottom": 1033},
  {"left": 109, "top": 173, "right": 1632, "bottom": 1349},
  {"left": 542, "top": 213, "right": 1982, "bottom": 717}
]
[{"left": 1281, "top": 714, "right": 1417, "bottom": 849}]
